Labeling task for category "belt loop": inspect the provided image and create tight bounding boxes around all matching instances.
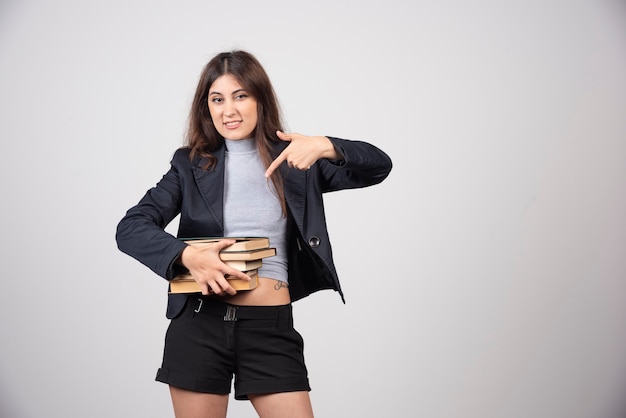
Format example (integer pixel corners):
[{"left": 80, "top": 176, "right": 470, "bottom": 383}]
[
  {"left": 224, "top": 305, "right": 238, "bottom": 322},
  {"left": 194, "top": 298, "right": 203, "bottom": 313}
]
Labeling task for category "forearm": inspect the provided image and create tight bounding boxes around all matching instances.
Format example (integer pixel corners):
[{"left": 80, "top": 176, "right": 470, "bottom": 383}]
[{"left": 325, "top": 136, "right": 392, "bottom": 184}]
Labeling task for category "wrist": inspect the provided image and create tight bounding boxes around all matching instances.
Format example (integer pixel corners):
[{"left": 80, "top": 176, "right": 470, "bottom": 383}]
[
  {"left": 179, "top": 245, "right": 195, "bottom": 268},
  {"left": 319, "top": 136, "right": 344, "bottom": 161},
  {"left": 316, "top": 136, "right": 337, "bottom": 160}
]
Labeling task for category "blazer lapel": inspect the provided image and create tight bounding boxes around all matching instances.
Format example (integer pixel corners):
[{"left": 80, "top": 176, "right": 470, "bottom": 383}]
[
  {"left": 270, "top": 140, "right": 307, "bottom": 231},
  {"left": 192, "top": 146, "right": 226, "bottom": 233},
  {"left": 284, "top": 168, "right": 307, "bottom": 232}
]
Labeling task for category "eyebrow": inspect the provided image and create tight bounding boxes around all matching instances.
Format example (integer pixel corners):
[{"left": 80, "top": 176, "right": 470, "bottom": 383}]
[{"left": 208, "top": 88, "right": 247, "bottom": 96}]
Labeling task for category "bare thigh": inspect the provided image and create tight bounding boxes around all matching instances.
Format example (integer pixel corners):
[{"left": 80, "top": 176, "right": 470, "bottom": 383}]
[
  {"left": 169, "top": 386, "right": 229, "bottom": 418},
  {"left": 249, "top": 391, "right": 314, "bottom": 418}
]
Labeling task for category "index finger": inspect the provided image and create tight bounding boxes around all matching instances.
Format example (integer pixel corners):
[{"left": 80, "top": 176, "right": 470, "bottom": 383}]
[
  {"left": 214, "top": 238, "right": 238, "bottom": 250},
  {"left": 265, "top": 151, "right": 286, "bottom": 178}
]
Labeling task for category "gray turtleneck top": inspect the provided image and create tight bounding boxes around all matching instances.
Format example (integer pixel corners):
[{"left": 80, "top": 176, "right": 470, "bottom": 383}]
[{"left": 223, "top": 138, "right": 288, "bottom": 283}]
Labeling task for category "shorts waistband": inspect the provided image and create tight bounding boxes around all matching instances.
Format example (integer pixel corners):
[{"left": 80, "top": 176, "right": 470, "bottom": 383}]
[{"left": 190, "top": 297, "right": 291, "bottom": 321}]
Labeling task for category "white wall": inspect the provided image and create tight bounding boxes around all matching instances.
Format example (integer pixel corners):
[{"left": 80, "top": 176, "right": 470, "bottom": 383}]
[{"left": 1, "top": 0, "right": 625, "bottom": 417}]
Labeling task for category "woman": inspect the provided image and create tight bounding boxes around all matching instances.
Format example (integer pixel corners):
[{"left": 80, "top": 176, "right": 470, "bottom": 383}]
[{"left": 116, "top": 50, "right": 392, "bottom": 418}]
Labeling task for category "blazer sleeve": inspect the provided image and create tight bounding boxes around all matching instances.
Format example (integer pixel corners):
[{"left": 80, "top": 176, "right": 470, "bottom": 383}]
[
  {"left": 320, "top": 137, "right": 392, "bottom": 192},
  {"left": 115, "top": 149, "right": 190, "bottom": 280}
]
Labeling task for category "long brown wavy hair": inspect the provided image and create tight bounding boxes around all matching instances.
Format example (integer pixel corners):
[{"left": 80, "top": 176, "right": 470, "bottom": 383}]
[{"left": 185, "top": 50, "right": 286, "bottom": 215}]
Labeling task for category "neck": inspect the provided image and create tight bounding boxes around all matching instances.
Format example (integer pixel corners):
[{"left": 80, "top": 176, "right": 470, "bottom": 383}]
[{"left": 224, "top": 138, "right": 256, "bottom": 153}]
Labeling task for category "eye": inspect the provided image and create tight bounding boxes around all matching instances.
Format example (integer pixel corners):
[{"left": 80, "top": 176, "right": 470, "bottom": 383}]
[
  {"left": 210, "top": 96, "right": 223, "bottom": 103},
  {"left": 235, "top": 93, "right": 248, "bottom": 100}
]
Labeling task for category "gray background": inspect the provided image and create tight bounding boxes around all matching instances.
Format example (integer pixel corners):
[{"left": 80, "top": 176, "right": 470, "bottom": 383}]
[{"left": 1, "top": 0, "right": 625, "bottom": 417}]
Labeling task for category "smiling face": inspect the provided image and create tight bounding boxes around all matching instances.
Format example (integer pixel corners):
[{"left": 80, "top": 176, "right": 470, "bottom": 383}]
[{"left": 207, "top": 74, "right": 258, "bottom": 140}]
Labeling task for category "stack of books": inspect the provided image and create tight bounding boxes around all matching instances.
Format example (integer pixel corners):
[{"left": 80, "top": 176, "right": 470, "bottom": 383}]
[{"left": 169, "top": 237, "right": 276, "bottom": 294}]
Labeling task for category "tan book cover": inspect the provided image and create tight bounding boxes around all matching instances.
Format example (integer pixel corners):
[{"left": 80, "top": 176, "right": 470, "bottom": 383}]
[
  {"left": 224, "top": 258, "right": 263, "bottom": 271},
  {"left": 218, "top": 247, "right": 276, "bottom": 261},
  {"left": 184, "top": 237, "right": 270, "bottom": 252},
  {"left": 182, "top": 237, "right": 276, "bottom": 262},
  {"left": 169, "top": 271, "right": 259, "bottom": 294}
]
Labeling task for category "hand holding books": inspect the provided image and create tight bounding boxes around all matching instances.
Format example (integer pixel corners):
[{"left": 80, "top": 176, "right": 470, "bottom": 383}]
[{"left": 170, "top": 237, "right": 276, "bottom": 295}]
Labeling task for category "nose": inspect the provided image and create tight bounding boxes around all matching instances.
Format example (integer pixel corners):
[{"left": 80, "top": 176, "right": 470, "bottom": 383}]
[{"left": 224, "top": 100, "right": 236, "bottom": 117}]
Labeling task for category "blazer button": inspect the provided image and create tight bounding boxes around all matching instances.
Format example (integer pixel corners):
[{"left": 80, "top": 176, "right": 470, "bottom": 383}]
[{"left": 308, "top": 236, "right": 320, "bottom": 247}]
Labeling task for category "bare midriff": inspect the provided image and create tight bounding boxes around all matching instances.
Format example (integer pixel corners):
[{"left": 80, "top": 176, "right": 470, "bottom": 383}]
[{"left": 216, "top": 277, "right": 291, "bottom": 306}]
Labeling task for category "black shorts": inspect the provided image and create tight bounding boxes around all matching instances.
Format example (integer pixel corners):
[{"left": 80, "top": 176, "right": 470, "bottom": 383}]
[{"left": 155, "top": 297, "right": 311, "bottom": 400}]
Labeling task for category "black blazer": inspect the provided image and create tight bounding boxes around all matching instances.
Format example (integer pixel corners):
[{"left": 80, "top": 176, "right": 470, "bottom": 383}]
[{"left": 116, "top": 136, "right": 392, "bottom": 318}]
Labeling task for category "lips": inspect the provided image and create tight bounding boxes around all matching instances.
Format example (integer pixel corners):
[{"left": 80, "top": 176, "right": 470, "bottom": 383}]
[{"left": 224, "top": 120, "right": 242, "bottom": 130}]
